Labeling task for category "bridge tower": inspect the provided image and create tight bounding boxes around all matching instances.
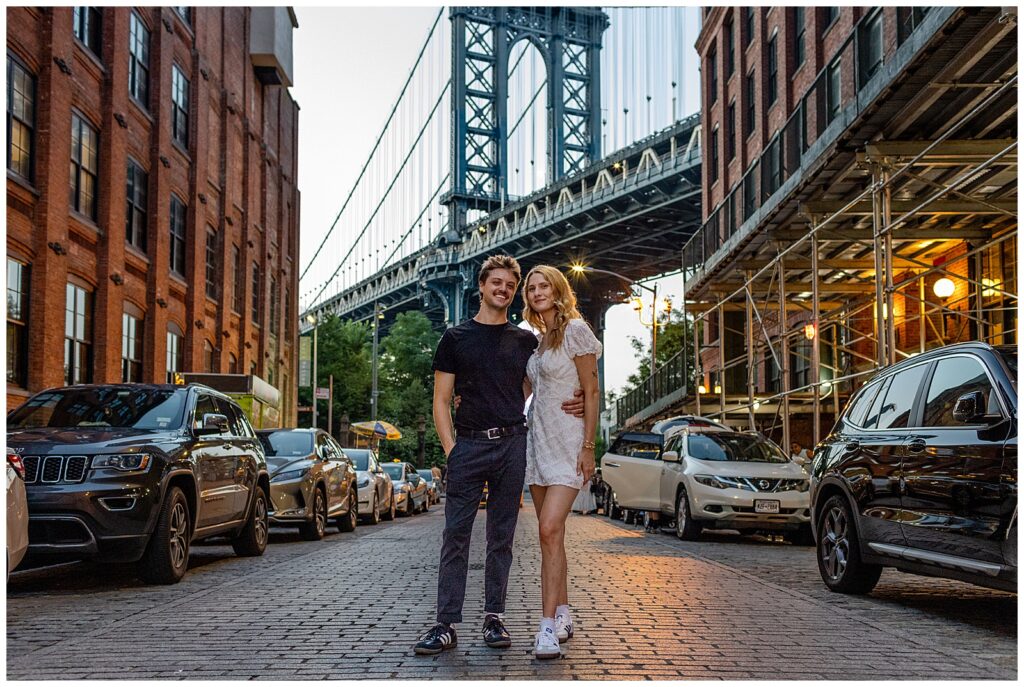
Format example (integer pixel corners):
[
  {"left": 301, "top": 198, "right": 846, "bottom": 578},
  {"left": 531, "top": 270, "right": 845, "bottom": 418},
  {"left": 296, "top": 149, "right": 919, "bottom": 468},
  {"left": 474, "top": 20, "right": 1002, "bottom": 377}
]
[{"left": 430, "top": 7, "right": 610, "bottom": 324}]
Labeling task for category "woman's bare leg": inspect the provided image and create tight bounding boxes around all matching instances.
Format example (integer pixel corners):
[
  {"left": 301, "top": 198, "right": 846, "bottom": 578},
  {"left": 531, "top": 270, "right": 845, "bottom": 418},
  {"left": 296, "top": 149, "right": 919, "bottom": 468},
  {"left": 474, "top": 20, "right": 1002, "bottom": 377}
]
[{"left": 536, "top": 485, "right": 578, "bottom": 618}]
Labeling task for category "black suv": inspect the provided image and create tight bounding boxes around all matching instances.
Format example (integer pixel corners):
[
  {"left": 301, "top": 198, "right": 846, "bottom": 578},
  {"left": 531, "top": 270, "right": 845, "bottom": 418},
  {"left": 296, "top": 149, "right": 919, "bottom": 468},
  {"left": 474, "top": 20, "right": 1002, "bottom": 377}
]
[
  {"left": 7, "top": 383, "right": 271, "bottom": 584},
  {"left": 810, "top": 342, "right": 1017, "bottom": 594}
]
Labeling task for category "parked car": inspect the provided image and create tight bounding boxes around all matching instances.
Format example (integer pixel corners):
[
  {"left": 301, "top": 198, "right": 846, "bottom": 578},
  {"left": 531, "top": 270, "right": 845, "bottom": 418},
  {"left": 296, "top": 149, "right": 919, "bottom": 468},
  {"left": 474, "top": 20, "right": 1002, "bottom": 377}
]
[
  {"left": 342, "top": 447, "right": 395, "bottom": 524},
  {"left": 258, "top": 429, "right": 358, "bottom": 539},
  {"left": 811, "top": 342, "right": 1017, "bottom": 594},
  {"left": 602, "top": 425, "right": 812, "bottom": 543},
  {"left": 651, "top": 414, "right": 730, "bottom": 435},
  {"left": 7, "top": 448, "right": 28, "bottom": 576},
  {"left": 418, "top": 469, "right": 440, "bottom": 505},
  {"left": 6, "top": 384, "right": 270, "bottom": 584},
  {"left": 381, "top": 461, "right": 428, "bottom": 517}
]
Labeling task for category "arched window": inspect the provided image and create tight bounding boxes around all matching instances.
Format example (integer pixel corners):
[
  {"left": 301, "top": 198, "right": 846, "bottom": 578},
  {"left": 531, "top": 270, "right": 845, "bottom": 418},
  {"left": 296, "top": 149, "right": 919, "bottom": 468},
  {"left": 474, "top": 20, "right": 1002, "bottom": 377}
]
[
  {"left": 203, "top": 339, "right": 215, "bottom": 373},
  {"left": 166, "top": 322, "right": 184, "bottom": 382}
]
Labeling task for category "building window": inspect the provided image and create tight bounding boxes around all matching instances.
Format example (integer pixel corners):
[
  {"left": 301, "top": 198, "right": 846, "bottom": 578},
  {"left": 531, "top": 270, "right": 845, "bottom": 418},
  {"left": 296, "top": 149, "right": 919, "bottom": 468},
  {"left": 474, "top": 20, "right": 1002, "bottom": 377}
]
[
  {"left": 228, "top": 353, "right": 237, "bottom": 374},
  {"left": 6, "top": 56, "right": 35, "bottom": 181},
  {"left": 126, "top": 159, "right": 147, "bottom": 252},
  {"left": 70, "top": 113, "right": 99, "bottom": 220},
  {"left": 709, "top": 125, "right": 719, "bottom": 183},
  {"left": 743, "top": 7, "right": 754, "bottom": 48},
  {"left": 73, "top": 7, "right": 103, "bottom": 59},
  {"left": 767, "top": 35, "right": 778, "bottom": 106},
  {"left": 742, "top": 170, "right": 757, "bottom": 220},
  {"left": 232, "top": 245, "right": 243, "bottom": 313},
  {"left": 269, "top": 277, "right": 279, "bottom": 336},
  {"left": 65, "top": 282, "right": 92, "bottom": 385},
  {"left": 7, "top": 259, "right": 29, "bottom": 386},
  {"left": 823, "top": 7, "right": 839, "bottom": 32},
  {"left": 724, "top": 17, "right": 735, "bottom": 76},
  {"left": 744, "top": 70, "right": 756, "bottom": 137},
  {"left": 707, "top": 49, "right": 717, "bottom": 104},
  {"left": 284, "top": 287, "right": 291, "bottom": 339},
  {"left": 763, "top": 135, "right": 782, "bottom": 196},
  {"left": 171, "top": 65, "right": 189, "bottom": 148},
  {"left": 174, "top": 7, "right": 191, "bottom": 25},
  {"left": 203, "top": 340, "right": 215, "bottom": 373},
  {"left": 897, "top": 7, "right": 929, "bottom": 45},
  {"left": 166, "top": 325, "right": 183, "bottom": 383},
  {"left": 122, "top": 312, "right": 143, "bottom": 382},
  {"left": 826, "top": 58, "right": 842, "bottom": 124},
  {"left": 857, "top": 10, "right": 883, "bottom": 88},
  {"left": 205, "top": 228, "right": 218, "bottom": 300},
  {"left": 169, "top": 194, "right": 186, "bottom": 276},
  {"left": 726, "top": 102, "right": 736, "bottom": 161},
  {"left": 251, "top": 263, "right": 261, "bottom": 324},
  {"left": 128, "top": 12, "right": 150, "bottom": 107},
  {"left": 793, "top": 7, "right": 805, "bottom": 69}
]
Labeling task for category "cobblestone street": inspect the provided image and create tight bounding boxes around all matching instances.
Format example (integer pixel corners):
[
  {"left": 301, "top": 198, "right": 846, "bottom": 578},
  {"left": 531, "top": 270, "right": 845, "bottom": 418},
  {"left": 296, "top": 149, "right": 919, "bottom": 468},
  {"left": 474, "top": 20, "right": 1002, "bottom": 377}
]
[{"left": 7, "top": 500, "right": 1017, "bottom": 680}]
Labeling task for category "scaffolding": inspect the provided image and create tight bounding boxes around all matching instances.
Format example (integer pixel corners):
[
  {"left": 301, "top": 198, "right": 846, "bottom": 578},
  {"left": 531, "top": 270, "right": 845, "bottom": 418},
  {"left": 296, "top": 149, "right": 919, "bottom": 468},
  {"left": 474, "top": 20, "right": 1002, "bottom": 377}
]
[{"left": 618, "top": 7, "right": 1018, "bottom": 444}]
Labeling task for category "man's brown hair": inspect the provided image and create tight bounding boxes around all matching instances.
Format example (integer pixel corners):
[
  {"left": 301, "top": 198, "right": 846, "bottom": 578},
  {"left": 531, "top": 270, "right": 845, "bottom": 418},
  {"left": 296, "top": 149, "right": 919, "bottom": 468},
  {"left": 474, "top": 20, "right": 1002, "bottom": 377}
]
[{"left": 478, "top": 254, "right": 522, "bottom": 285}]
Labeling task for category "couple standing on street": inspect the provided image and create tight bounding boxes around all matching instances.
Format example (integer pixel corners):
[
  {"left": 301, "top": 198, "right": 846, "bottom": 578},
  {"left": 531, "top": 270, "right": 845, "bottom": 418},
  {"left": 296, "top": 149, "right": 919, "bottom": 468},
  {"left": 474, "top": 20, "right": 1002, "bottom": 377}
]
[{"left": 414, "top": 255, "right": 602, "bottom": 660}]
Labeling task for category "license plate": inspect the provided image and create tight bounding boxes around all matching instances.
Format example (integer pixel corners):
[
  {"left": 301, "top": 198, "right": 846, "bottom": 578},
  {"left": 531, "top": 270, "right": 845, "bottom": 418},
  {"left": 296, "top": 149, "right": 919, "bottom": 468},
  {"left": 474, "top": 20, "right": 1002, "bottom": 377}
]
[{"left": 754, "top": 500, "right": 780, "bottom": 514}]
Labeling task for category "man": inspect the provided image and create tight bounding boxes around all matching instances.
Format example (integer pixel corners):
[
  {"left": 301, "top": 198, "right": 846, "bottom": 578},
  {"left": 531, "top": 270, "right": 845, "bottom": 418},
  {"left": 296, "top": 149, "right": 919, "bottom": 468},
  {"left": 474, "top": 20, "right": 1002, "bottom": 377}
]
[
  {"left": 790, "top": 441, "right": 811, "bottom": 466},
  {"left": 414, "top": 255, "right": 582, "bottom": 655}
]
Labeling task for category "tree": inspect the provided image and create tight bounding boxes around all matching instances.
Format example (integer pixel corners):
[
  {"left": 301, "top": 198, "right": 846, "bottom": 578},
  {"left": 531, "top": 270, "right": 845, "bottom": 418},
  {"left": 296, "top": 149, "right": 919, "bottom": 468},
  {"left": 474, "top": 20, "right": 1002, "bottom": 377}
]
[
  {"left": 625, "top": 309, "right": 698, "bottom": 389},
  {"left": 297, "top": 315, "right": 373, "bottom": 432}
]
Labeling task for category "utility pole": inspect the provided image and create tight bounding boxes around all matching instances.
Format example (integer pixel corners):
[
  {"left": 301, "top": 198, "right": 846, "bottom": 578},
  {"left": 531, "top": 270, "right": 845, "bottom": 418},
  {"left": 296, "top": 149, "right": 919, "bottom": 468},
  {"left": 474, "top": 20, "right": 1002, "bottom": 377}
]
[
  {"left": 371, "top": 301, "right": 381, "bottom": 421},
  {"left": 307, "top": 314, "right": 319, "bottom": 430}
]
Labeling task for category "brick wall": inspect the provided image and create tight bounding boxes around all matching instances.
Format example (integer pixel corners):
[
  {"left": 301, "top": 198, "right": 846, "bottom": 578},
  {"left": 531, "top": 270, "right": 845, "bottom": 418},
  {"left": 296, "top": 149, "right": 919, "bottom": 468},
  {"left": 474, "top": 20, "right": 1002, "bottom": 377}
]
[{"left": 6, "top": 7, "right": 299, "bottom": 424}]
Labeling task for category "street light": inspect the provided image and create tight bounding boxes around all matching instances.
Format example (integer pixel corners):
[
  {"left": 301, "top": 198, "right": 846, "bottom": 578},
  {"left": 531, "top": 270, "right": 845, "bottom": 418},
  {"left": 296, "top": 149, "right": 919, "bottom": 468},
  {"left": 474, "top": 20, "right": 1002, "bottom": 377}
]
[
  {"left": 570, "top": 263, "right": 673, "bottom": 382},
  {"left": 306, "top": 313, "right": 319, "bottom": 430}
]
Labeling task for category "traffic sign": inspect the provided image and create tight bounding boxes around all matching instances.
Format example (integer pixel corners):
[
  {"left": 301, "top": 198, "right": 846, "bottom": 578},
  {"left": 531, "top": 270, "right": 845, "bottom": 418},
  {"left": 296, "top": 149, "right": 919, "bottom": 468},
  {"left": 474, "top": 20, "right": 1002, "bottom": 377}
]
[{"left": 315, "top": 387, "right": 330, "bottom": 400}]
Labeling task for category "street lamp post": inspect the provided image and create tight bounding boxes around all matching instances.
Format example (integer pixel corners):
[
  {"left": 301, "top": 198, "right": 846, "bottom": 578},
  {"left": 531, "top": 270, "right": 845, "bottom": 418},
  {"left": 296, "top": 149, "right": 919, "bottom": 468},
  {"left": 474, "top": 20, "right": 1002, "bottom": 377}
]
[
  {"left": 370, "top": 302, "right": 383, "bottom": 421},
  {"left": 306, "top": 313, "right": 319, "bottom": 430}
]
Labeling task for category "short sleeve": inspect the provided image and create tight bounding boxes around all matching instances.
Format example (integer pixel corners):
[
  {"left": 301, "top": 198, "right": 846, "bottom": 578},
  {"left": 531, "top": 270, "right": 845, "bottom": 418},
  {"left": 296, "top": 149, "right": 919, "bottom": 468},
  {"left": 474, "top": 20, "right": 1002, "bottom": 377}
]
[
  {"left": 563, "top": 318, "right": 602, "bottom": 359},
  {"left": 432, "top": 329, "right": 458, "bottom": 373}
]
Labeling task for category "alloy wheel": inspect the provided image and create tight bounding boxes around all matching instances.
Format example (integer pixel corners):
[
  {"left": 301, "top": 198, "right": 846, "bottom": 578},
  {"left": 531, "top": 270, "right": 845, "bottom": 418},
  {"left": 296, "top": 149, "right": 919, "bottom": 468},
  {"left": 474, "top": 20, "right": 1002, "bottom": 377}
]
[
  {"left": 168, "top": 501, "right": 188, "bottom": 570},
  {"left": 820, "top": 505, "right": 850, "bottom": 581},
  {"left": 254, "top": 494, "right": 269, "bottom": 549},
  {"left": 675, "top": 494, "right": 686, "bottom": 538},
  {"left": 315, "top": 492, "right": 326, "bottom": 537}
]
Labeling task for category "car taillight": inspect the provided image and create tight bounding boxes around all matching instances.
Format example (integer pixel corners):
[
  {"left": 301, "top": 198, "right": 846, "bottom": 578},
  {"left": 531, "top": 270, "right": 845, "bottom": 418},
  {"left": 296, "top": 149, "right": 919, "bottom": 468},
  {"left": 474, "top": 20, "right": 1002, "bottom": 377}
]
[{"left": 7, "top": 451, "right": 25, "bottom": 480}]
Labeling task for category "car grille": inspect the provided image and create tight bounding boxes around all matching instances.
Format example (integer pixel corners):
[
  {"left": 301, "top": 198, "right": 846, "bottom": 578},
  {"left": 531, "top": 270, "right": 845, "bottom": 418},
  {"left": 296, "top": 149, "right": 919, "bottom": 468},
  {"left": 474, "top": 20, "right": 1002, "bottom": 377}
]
[
  {"left": 21, "top": 456, "right": 89, "bottom": 485},
  {"left": 716, "top": 476, "right": 806, "bottom": 492}
]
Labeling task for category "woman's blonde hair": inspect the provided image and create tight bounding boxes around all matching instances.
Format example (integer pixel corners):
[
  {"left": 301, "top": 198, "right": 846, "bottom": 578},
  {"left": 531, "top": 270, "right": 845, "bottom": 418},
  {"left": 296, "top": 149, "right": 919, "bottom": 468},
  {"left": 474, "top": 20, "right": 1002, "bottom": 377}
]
[{"left": 521, "top": 265, "right": 583, "bottom": 349}]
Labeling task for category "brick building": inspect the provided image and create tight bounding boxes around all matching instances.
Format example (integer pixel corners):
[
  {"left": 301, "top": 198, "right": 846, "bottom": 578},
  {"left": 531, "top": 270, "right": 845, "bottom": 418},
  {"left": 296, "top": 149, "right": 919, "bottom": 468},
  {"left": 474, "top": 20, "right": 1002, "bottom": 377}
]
[
  {"left": 6, "top": 6, "right": 301, "bottom": 424},
  {"left": 616, "top": 7, "right": 1017, "bottom": 446}
]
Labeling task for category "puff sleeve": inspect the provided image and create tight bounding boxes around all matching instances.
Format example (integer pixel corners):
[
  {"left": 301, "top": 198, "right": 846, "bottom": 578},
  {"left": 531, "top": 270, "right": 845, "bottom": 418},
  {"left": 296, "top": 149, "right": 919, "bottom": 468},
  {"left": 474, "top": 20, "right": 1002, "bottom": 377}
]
[{"left": 563, "top": 318, "right": 603, "bottom": 359}]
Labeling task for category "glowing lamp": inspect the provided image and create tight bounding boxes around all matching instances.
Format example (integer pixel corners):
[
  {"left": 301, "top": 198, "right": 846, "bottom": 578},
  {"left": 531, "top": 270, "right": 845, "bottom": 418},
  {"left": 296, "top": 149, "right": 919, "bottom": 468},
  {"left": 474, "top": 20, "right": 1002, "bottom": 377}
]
[
  {"left": 713, "top": 384, "right": 722, "bottom": 394},
  {"left": 982, "top": 277, "right": 999, "bottom": 298},
  {"left": 803, "top": 323, "right": 816, "bottom": 340},
  {"left": 933, "top": 277, "right": 955, "bottom": 299},
  {"left": 698, "top": 384, "right": 708, "bottom": 394},
  {"left": 752, "top": 400, "right": 761, "bottom": 411}
]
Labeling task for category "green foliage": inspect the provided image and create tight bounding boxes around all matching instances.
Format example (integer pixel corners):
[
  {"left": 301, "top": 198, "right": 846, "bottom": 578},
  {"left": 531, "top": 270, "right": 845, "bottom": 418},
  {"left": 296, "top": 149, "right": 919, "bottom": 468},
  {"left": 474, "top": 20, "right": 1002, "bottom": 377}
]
[
  {"left": 298, "top": 315, "right": 373, "bottom": 431},
  {"left": 625, "top": 309, "right": 698, "bottom": 389}
]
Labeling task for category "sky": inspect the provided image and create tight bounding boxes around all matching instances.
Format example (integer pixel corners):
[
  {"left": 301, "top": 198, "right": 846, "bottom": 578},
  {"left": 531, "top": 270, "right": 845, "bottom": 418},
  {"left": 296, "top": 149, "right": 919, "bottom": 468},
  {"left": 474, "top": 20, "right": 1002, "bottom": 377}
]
[{"left": 291, "top": 6, "right": 701, "bottom": 398}]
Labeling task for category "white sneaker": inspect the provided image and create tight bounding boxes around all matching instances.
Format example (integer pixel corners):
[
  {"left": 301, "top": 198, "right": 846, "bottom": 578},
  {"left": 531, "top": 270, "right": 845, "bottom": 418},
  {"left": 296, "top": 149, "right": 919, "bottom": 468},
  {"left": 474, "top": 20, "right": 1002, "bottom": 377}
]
[
  {"left": 534, "top": 630, "right": 561, "bottom": 659},
  {"left": 555, "top": 614, "right": 573, "bottom": 642}
]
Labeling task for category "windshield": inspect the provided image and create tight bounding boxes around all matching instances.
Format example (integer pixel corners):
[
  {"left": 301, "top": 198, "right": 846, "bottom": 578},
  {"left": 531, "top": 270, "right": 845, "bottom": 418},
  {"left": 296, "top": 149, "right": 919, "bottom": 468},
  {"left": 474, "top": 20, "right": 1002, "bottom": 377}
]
[
  {"left": 345, "top": 450, "right": 370, "bottom": 471},
  {"left": 996, "top": 346, "right": 1018, "bottom": 382},
  {"left": 8, "top": 387, "right": 187, "bottom": 431},
  {"left": 686, "top": 433, "right": 790, "bottom": 463},
  {"left": 382, "top": 463, "right": 405, "bottom": 480},
  {"left": 258, "top": 431, "right": 313, "bottom": 457}
]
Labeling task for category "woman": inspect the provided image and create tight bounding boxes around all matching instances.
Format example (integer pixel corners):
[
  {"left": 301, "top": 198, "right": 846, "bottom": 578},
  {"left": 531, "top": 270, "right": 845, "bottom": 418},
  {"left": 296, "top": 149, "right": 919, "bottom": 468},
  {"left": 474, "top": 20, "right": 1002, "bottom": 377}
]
[{"left": 521, "top": 265, "right": 602, "bottom": 659}]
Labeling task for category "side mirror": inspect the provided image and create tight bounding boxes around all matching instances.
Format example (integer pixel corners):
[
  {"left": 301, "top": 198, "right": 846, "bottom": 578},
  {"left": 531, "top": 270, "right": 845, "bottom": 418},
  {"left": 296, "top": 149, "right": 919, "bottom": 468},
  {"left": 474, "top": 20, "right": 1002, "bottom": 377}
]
[
  {"left": 952, "top": 391, "right": 987, "bottom": 424},
  {"left": 662, "top": 450, "right": 680, "bottom": 463},
  {"left": 196, "top": 413, "right": 229, "bottom": 435}
]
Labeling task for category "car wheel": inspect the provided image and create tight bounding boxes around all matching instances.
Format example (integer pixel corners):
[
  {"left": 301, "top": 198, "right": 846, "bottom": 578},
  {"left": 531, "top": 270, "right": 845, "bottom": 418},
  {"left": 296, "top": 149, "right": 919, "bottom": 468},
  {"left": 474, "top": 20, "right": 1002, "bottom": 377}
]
[
  {"left": 299, "top": 487, "right": 327, "bottom": 541},
  {"left": 231, "top": 485, "right": 269, "bottom": 557},
  {"left": 338, "top": 491, "right": 357, "bottom": 532},
  {"left": 382, "top": 492, "right": 396, "bottom": 521},
  {"left": 787, "top": 524, "right": 815, "bottom": 547},
  {"left": 674, "top": 488, "right": 703, "bottom": 541},
  {"left": 608, "top": 495, "right": 622, "bottom": 520},
  {"left": 400, "top": 495, "right": 415, "bottom": 518},
  {"left": 816, "top": 495, "right": 882, "bottom": 594},
  {"left": 422, "top": 494, "right": 430, "bottom": 512},
  {"left": 365, "top": 493, "right": 381, "bottom": 525},
  {"left": 138, "top": 486, "right": 191, "bottom": 585}
]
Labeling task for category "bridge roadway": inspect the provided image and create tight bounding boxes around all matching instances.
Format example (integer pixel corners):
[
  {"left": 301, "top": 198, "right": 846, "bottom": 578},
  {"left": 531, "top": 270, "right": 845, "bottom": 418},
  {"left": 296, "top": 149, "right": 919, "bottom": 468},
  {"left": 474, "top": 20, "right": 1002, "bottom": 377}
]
[{"left": 304, "top": 113, "right": 702, "bottom": 331}]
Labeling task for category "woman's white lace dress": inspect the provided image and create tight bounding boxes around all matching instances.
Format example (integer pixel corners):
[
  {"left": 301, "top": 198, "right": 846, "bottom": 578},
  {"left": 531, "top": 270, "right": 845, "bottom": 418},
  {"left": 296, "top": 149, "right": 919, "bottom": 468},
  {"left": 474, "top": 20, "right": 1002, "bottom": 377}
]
[{"left": 525, "top": 318, "right": 603, "bottom": 490}]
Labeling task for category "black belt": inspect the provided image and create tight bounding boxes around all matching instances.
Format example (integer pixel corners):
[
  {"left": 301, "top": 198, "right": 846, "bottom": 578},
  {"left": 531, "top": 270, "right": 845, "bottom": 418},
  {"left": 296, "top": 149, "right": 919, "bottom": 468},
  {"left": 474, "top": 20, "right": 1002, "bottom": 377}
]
[{"left": 457, "top": 423, "right": 528, "bottom": 440}]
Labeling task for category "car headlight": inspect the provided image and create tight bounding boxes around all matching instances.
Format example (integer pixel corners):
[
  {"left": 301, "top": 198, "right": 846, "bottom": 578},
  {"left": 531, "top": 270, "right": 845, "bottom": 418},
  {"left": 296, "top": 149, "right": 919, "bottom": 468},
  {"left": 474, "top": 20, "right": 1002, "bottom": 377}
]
[
  {"left": 693, "top": 474, "right": 729, "bottom": 489},
  {"left": 92, "top": 454, "right": 152, "bottom": 472},
  {"left": 357, "top": 478, "right": 370, "bottom": 488},
  {"left": 273, "top": 468, "right": 308, "bottom": 482}
]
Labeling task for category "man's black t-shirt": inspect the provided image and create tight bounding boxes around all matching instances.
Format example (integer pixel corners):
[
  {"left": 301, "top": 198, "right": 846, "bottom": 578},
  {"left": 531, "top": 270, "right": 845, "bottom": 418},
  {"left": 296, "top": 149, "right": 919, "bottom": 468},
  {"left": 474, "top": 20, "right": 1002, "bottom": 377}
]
[{"left": 432, "top": 319, "right": 538, "bottom": 431}]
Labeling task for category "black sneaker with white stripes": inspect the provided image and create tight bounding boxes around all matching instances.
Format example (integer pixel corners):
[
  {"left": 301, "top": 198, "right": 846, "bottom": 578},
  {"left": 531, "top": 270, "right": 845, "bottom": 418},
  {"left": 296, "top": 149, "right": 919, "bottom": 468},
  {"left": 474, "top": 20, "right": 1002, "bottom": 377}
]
[
  {"left": 414, "top": 622, "right": 458, "bottom": 655},
  {"left": 482, "top": 613, "right": 511, "bottom": 648}
]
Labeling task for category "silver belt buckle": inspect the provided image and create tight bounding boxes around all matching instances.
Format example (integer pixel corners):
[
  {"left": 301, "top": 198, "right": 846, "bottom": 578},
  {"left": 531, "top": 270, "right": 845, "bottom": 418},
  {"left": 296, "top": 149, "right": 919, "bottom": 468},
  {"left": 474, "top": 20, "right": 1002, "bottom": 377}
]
[{"left": 485, "top": 427, "right": 501, "bottom": 440}]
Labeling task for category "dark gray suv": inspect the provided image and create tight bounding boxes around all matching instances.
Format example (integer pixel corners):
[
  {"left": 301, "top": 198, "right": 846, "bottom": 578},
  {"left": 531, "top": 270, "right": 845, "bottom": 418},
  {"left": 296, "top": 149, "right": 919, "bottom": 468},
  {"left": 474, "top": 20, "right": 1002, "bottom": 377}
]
[{"left": 7, "top": 383, "right": 271, "bottom": 584}]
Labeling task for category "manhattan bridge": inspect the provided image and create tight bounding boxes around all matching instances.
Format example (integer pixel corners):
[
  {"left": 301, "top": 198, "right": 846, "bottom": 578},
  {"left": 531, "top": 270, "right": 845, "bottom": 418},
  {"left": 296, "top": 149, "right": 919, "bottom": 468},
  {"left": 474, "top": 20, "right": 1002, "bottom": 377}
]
[{"left": 299, "top": 7, "right": 704, "bottom": 396}]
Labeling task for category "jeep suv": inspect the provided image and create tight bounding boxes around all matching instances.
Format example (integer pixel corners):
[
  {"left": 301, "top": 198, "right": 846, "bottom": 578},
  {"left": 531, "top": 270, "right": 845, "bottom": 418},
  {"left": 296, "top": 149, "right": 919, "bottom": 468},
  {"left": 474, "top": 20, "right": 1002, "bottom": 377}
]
[
  {"left": 810, "top": 342, "right": 1017, "bottom": 594},
  {"left": 7, "top": 384, "right": 271, "bottom": 584}
]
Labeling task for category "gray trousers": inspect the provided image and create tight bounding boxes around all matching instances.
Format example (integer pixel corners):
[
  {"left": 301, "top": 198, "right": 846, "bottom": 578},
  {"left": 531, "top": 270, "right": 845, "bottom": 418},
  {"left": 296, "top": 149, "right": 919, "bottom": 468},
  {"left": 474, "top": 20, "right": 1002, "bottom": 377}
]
[{"left": 435, "top": 434, "right": 527, "bottom": 624}]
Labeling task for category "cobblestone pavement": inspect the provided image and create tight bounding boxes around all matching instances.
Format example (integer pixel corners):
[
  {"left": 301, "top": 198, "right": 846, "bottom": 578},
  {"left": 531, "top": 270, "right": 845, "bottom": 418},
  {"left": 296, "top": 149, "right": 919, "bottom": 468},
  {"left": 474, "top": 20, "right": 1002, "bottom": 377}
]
[{"left": 7, "top": 500, "right": 1017, "bottom": 680}]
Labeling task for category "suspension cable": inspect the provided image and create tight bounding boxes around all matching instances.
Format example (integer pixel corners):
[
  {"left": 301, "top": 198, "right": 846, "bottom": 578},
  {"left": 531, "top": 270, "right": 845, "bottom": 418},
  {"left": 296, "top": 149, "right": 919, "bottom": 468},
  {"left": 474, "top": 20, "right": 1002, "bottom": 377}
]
[{"left": 299, "top": 6, "right": 444, "bottom": 281}]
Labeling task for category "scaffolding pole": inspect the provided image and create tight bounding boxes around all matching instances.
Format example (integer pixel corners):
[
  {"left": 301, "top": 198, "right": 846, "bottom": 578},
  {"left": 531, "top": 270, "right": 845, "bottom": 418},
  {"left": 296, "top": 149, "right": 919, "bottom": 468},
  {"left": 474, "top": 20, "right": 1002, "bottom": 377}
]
[{"left": 810, "top": 232, "right": 821, "bottom": 446}]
